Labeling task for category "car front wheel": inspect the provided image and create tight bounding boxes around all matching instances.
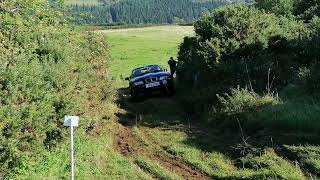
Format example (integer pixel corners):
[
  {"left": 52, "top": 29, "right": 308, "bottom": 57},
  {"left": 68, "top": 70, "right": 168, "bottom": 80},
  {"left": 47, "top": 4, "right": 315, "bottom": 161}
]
[
  {"left": 164, "top": 85, "right": 175, "bottom": 96},
  {"left": 130, "top": 89, "right": 138, "bottom": 97}
]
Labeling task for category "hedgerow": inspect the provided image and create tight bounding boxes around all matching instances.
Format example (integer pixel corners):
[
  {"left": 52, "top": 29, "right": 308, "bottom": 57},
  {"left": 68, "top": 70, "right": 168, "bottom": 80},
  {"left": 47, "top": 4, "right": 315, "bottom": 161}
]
[
  {"left": 0, "top": 0, "right": 115, "bottom": 176},
  {"left": 176, "top": 1, "right": 320, "bottom": 130}
]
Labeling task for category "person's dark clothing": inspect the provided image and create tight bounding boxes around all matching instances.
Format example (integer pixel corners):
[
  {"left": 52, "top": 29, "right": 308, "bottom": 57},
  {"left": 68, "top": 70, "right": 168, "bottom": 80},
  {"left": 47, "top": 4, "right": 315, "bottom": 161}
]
[{"left": 168, "top": 59, "right": 177, "bottom": 77}]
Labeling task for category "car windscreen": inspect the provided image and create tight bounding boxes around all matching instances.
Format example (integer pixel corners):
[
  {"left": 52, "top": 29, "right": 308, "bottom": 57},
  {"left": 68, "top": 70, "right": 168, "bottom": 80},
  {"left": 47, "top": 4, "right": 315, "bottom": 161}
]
[{"left": 132, "top": 66, "right": 162, "bottom": 77}]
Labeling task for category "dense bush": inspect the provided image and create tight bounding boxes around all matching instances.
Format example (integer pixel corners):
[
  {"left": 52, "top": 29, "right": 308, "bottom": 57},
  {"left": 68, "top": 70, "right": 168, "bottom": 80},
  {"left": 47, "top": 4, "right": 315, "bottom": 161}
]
[
  {"left": 216, "top": 88, "right": 280, "bottom": 115},
  {"left": 177, "top": 0, "right": 320, "bottom": 117},
  {"left": 0, "top": 0, "right": 115, "bottom": 176},
  {"left": 178, "top": 5, "right": 306, "bottom": 92},
  {"left": 208, "top": 87, "right": 280, "bottom": 129},
  {"left": 177, "top": 1, "right": 320, "bottom": 128},
  {"left": 255, "top": 0, "right": 320, "bottom": 21}
]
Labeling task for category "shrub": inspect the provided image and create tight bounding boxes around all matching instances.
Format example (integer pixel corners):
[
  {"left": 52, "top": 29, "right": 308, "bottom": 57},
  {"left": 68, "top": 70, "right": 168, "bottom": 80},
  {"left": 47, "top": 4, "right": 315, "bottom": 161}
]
[
  {"left": 178, "top": 4, "right": 306, "bottom": 94},
  {"left": 0, "top": 0, "right": 115, "bottom": 176},
  {"left": 216, "top": 87, "right": 280, "bottom": 115},
  {"left": 207, "top": 87, "right": 282, "bottom": 131},
  {"left": 176, "top": 3, "right": 320, "bottom": 124}
]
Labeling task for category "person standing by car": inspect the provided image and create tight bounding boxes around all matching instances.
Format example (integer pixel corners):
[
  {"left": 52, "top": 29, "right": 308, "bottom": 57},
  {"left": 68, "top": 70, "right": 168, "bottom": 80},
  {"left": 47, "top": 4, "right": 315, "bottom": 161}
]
[{"left": 168, "top": 57, "right": 177, "bottom": 77}]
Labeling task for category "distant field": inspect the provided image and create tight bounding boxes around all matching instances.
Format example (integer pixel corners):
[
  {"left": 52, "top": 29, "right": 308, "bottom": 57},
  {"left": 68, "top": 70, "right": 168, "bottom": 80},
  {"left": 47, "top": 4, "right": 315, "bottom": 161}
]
[
  {"left": 99, "top": 25, "right": 194, "bottom": 87},
  {"left": 64, "top": 0, "right": 101, "bottom": 5}
]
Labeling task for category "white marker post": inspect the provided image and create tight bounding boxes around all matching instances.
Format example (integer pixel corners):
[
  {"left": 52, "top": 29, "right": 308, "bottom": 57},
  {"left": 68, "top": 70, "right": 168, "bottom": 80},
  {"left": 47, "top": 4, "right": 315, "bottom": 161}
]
[{"left": 64, "top": 116, "right": 79, "bottom": 180}]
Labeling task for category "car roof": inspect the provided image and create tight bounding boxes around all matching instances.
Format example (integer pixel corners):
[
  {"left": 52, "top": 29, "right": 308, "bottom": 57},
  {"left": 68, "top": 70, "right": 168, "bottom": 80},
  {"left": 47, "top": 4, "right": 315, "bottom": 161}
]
[{"left": 132, "top": 65, "right": 161, "bottom": 72}]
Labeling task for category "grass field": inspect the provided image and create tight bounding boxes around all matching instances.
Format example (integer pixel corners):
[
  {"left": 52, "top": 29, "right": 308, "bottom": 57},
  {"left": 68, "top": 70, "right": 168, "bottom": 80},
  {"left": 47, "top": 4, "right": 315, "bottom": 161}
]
[{"left": 100, "top": 26, "right": 194, "bottom": 87}]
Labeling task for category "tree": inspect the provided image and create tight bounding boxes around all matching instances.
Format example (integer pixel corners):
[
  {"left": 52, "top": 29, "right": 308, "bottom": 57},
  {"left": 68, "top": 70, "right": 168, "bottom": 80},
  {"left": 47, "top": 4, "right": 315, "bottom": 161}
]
[
  {"left": 70, "top": 0, "right": 228, "bottom": 25},
  {"left": 255, "top": 0, "right": 295, "bottom": 15}
]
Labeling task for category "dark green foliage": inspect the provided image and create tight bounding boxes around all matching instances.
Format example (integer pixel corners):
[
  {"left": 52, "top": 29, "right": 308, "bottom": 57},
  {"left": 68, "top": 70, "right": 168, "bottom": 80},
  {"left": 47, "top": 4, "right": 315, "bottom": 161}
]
[
  {"left": 179, "top": 5, "right": 304, "bottom": 92},
  {"left": 110, "top": 0, "right": 225, "bottom": 24},
  {"left": 293, "top": 0, "right": 320, "bottom": 19},
  {"left": 69, "top": 0, "right": 229, "bottom": 25},
  {"left": 0, "top": 0, "right": 114, "bottom": 176},
  {"left": 70, "top": 4, "right": 112, "bottom": 24},
  {"left": 177, "top": 2, "right": 320, "bottom": 126},
  {"left": 255, "top": 0, "right": 295, "bottom": 15},
  {"left": 306, "top": 63, "right": 320, "bottom": 94},
  {"left": 255, "top": 0, "right": 320, "bottom": 21}
]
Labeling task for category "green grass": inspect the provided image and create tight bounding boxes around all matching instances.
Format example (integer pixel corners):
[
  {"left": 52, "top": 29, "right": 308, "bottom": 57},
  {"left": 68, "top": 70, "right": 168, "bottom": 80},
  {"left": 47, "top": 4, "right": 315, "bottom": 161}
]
[
  {"left": 12, "top": 124, "right": 151, "bottom": 179},
  {"left": 284, "top": 145, "right": 320, "bottom": 175},
  {"left": 134, "top": 157, "right": 182, "bottom": 180},
  {"left": 216, "top": 87, "right": 281, "bottom": 115},
  {"left": 139, "top": 128, "right": 307, "bottom": 179},
  {"left": 209, "top": 85, "right": 320, "bottom": 133},
  {"left": 248, "top": 85, "right": 320, "bottom": 132},
  {"left": 100, "top": 26, "right": 194, "bottom": 87}
]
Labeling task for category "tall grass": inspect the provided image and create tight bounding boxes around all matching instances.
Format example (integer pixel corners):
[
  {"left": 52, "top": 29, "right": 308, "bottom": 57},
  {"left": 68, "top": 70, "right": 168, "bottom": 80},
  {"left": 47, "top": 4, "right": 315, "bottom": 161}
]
[
  {"left": 210, "top": 86, "right": 320, "bottom": 133},
  {"left": 216, "top": 87, "right": 281, "bottom": 115}
]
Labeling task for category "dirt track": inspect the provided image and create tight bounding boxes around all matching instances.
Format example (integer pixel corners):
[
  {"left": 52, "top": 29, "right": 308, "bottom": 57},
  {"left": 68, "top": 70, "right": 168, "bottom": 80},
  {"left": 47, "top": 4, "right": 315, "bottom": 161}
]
[{"left": 113, "top": 123, "right": 210, "bottom": 180}]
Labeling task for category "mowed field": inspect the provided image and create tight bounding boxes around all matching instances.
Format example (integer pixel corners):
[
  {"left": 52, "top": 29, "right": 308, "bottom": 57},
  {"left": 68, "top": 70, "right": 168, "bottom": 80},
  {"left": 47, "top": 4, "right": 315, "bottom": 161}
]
[{"left": 100, "top": 26, "right": 194, "bottom": 87}]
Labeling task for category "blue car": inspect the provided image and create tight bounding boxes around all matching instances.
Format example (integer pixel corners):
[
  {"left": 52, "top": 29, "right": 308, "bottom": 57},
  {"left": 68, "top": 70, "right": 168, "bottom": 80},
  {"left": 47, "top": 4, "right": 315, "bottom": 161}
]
[{"left": 125, "top": 65, "right": 174, "bottom": 97}]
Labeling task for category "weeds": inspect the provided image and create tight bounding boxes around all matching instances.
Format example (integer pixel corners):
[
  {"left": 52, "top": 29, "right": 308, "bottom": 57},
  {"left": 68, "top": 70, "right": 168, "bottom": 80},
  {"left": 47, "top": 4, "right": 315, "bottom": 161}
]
[{"left": 216, "top": 87, "right": 281, "bottom": 115}]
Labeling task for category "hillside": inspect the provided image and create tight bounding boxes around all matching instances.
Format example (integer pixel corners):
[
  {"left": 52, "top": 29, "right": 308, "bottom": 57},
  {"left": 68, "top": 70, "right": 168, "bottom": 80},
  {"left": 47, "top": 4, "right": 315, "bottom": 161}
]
[
  {"left": 66, "top": 0, "right": 250, "bottom": 25},
  {"left": 64, "top": 0, "right": 102, "bottom": 5}
]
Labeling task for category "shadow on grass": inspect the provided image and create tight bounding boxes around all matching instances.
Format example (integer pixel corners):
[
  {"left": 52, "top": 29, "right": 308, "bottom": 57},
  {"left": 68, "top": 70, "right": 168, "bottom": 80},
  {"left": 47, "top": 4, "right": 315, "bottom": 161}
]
[
  {"left": 115, "top": 86, "right": 320, "bottom": 178},
  {"left": 116, "top": 87, "right": 187, "bottom": 127},
  {"left": 117, "top": 86, "right": 320, "bottom": 147}
]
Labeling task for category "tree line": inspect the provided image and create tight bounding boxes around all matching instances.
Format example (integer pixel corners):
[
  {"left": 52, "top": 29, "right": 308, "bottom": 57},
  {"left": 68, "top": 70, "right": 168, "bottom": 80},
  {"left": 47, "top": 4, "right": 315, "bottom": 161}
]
[{"left": 69, "top": 0, "right": 234, "bottom": 25}]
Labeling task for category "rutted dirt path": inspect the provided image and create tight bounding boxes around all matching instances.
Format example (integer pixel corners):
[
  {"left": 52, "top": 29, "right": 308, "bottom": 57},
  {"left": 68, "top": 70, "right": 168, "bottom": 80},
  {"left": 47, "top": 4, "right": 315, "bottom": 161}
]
[
  {"left": 113, "top": 126, "right": 136, "bottom": 157},
  {"left": 113, "top": 122, "right": 210, "bottom": 180}
]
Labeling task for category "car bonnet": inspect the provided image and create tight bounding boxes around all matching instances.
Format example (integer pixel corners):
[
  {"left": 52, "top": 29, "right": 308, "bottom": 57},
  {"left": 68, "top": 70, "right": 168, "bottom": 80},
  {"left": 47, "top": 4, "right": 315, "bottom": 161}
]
[{"left": 130, "top": 71, "right": 171, "bottom": 82}]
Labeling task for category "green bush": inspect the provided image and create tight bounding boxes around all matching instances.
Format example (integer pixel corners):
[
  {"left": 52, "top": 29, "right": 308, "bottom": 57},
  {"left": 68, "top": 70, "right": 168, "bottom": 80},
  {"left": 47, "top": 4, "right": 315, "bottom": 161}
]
[
  {"left": 0, "top": 0, "right": 115, "bottom": 176},
  {"left": 176, "top": 3, "right": 320, "bottom": 127},
  {"left": 178, "top": 4, "right": 306, "bottom": 93},
  {"left": 209, "top": 87, "right": 281, "bottom": 130},
  {"left": 210, "top": 86, "right": 320, "bottom": 132},
  {"left": 216, "top": 87, "right": 280, "bottom": 115}
]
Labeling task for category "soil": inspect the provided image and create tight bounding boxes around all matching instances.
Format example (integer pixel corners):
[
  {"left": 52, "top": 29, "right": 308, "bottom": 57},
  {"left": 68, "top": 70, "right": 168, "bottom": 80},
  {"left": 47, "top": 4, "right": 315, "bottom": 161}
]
[{"left": 113, "top": 123, "right": 211, "bottom": 179}]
